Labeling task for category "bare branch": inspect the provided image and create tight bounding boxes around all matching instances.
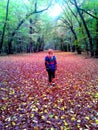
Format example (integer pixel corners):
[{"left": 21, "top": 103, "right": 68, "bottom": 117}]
[
  {"left": 61, "top": 5, "right": 72, "bottom": 25},
  {"left": 79, "top": 8, "right": 98, "bottom": 20},
  {"left": 69, "top": 0, "right": 74, "bottom": 5},
  {"left": 34, "top": 1, "right": 37, "bottom": 12},
  {"left": 67, "top": 2, "right": 81, "bottom": 26},
  {"left": 60, "top": 17, "right": 70, "bottom": 26}
]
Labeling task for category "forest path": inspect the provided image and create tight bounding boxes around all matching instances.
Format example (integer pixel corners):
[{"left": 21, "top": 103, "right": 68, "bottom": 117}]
[{"left": 0, "top": 52, "right": 98, "bottom": 129}]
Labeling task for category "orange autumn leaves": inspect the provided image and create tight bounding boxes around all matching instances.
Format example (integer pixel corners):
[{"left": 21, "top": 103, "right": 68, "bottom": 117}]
[{"left": 0, "top": 52, "right": 98, "bottom": 129}]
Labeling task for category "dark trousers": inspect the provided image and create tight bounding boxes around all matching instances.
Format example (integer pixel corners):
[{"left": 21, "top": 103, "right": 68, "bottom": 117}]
[{"left": 47, "top": 70, "right": 55, "bottom": 82}]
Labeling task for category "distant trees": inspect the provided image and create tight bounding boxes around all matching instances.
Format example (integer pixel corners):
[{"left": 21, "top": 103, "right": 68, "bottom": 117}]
[
  {"left": 27, "top": 18, "right": 44, "bottom": 53},
  {"left": 0, "top": 0, "right": 98, "bottom": 57},
  {"left": 0, "top": 0, "right": 51, "bottom": 54},
  {"left": 7, "top": 1, "right": 50, "bottom": 54},
  {"left": 58, "top": 0, "right": 98, "bottom": 57}
]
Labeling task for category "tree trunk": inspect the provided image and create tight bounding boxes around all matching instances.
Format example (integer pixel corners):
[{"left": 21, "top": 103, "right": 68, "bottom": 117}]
[
  {"left": 73, "top": 0, "right": 94, "bottom": 57},
  {"left": 0, "top": 0, "right": 10, "bottom": 53},
  {"left": 70, "top": 26, "right": 77, "bottom": 40},
  {"left": 41, "top": 35, "right": 45, "bottom": 51},
  {"left": 70, "top": 26, "right": 82, "bottom": 54},
  {"left": 29, "top": 18, "right": 33, "bottom": 53},
  {"left": 8, "top": 41, "right": 12, "bottom": 54},
  {"left": 95, "top": 20, "right": 98, "bottom": 57}
]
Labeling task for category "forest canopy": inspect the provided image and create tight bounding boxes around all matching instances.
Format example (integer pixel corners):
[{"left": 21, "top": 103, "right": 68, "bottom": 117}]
[{"left": 0, "top": 0, "right": 98, "bottom": 57}]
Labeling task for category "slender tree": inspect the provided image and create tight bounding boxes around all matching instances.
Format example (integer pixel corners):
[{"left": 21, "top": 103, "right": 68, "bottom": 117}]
[
  {"left": 0, "top": 0, "right": 10, "bottom": 53},
  {"left": 71, "top": 0, "right": 94, "bottom": 56},
  {"left": 60, "top": 1, "right": 82, "bottom": 53},
  {"left": 66, "top": 1, "right": 89, "bottom": 54},
  {"left": 95, "top": 20, "right": 98, "bottom": 57}
]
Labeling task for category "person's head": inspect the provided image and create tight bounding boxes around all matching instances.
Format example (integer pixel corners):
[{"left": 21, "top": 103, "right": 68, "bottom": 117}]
[{"left": 48, "top": 49, "right": 54, "bottom": 56}]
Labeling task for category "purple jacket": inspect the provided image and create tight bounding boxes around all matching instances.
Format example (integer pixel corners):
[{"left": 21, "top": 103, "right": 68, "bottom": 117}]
[{"left": 45, "top": 55, "right": 57, "bottom": 71}]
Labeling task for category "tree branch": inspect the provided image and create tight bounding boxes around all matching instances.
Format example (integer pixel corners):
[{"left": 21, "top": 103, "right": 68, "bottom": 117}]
[
  {"left": 79, "top": 8, "right": 98, "bottom": 20},
  {"left": 60, "top": 17, "right": 71, "bottom": 27},
  {"left": 10, "top": 3, "right": 51, "bottom": 39}
]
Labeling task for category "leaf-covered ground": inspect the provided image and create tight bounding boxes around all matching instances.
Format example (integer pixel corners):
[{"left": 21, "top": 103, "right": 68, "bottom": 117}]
[{"left": 0, "top": 52, "right": 98, "bottom": 130}]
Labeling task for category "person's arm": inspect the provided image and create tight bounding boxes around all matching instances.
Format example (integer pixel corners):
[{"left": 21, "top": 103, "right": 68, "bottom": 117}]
[
  {"left": 54, "top": 56, "right": 57, "bottom": 70},
  {"left": 45, "top": 56, "right": 48, "bottom": 68},
  {"left": 55, "top": 58, "right": 57, "bottom": 70},
  {"left": 45, "top": 57, "right": 47, "bottom": 67}
]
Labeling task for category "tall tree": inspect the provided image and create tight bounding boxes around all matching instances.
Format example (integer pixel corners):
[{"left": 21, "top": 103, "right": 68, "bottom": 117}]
[
  {"left": 71, "top": 0, "right": 94, "bottom": 56},
  {"left": 66, "top": 1, "right": 89, "bottom": 53},
  {"left": 95, "top": 18, "right": 98, "bottom": 57},
  {"left": 0, "top": 0, "right": 10, "bottom": 53},
  {"left": 60, "top": 0, "right": 82, "bottom": 53}
]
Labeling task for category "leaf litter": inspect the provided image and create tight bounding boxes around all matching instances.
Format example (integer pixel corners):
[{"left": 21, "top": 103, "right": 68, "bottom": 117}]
[{"left": 0, "top": 52, "right": 98, "bottom": 129}]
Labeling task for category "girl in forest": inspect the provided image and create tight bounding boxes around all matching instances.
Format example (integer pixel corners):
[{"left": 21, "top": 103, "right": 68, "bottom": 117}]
[{"left": 45, "top": 49, "right": 57, "bottom": 87}]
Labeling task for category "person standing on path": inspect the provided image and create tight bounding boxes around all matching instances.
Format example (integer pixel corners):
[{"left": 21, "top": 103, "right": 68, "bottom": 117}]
[{"left": 45, "top": 49, "right": 57, "bottom": 86}]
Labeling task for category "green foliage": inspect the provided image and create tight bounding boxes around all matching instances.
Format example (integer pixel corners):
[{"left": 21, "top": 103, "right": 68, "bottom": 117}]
[
  {"left": 0, "top": 1, "right": 6, "bottom": 30},
  {"left": 0, "top": 0, "right": 98, "bottom": 55},
  {"left": 57, "top": 0, "right": 98, "bottom": 55}
]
